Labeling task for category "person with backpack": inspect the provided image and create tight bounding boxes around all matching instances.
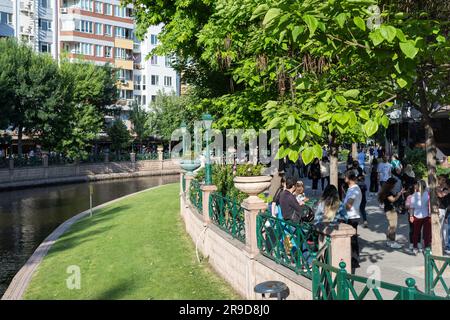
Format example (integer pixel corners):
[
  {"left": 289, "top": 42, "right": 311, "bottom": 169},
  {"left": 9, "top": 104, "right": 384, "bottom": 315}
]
[
  {"left": 378, "top": 177, "right": 405, "bottom": 249},
  {"left": 410, "top": 180, "right": 432, "bottom": 255}
]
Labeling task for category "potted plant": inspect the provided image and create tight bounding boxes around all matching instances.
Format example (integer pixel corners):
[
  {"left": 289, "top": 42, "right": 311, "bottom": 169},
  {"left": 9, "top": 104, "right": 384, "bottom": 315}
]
[
  {"left": 179, "top": 151, "right": 201, "bottom": 175},
  {"left": 233, "top": 163, "right": 272, "bottom": 199}
]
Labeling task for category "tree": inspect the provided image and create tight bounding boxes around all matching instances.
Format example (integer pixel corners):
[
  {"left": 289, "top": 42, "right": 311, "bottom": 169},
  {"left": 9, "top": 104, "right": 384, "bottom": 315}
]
[
  {"left": 129, "top": 101, "right": 151, "bottom": 153},
  {"left": 107, "top": 120, "right": 131, "bottom": 157},
  {"left": 39, "top": 60, "right": 118, "bottom": 159},
  {"left": 0, "top": 38, "right": 60, "bottom": 156}
]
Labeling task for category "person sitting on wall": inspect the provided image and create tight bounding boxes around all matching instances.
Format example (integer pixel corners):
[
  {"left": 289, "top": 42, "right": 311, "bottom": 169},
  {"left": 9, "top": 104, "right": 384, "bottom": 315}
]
[{"left": 279, "top": 176, "right": 307, "bottom": 224}]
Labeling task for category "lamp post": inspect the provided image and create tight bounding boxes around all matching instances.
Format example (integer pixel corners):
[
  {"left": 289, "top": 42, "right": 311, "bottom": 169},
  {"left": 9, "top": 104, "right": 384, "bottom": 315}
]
[
  {"left": 202, "top": 113, "right": 213, "bottom": 185},
  {"left": 180, "top": 121, "right": 187, "bottom": 158}
]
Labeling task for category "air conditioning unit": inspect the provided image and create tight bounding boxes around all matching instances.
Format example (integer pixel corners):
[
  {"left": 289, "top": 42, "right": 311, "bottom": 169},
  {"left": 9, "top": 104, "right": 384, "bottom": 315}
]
[{"left": 61, "top": 8, "right": 68, "bottom": 14}]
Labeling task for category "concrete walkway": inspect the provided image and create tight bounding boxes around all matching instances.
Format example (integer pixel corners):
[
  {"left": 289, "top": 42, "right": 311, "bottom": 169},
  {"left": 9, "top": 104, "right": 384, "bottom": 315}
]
[{"left": 297, "top": 165, "right": 449, "bottom": 297}]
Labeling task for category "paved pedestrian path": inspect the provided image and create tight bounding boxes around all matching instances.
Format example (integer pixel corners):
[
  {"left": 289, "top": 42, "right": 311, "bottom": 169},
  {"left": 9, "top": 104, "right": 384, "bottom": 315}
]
[{"left": 297, "top": 164, "right": 449, "bottom": 297}]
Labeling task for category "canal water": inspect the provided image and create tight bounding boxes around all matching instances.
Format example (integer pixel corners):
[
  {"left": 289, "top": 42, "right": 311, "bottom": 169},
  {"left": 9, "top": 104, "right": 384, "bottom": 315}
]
[{"left": 0, "top": 175, "right": 179, "bottom": 297}]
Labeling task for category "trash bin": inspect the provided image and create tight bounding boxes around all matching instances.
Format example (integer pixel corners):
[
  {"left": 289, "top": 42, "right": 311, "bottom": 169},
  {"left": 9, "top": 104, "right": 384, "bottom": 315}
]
[{"left": 254, "top": 281, "right": 289, "bottom": 300}]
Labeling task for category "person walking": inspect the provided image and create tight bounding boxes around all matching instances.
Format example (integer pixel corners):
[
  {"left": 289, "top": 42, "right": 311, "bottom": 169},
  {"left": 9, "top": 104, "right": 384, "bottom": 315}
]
[
  {"left": 357, "top": 149, "right": 366, "bottom": 173},
  {"left": 410, "top": 180, "right": 432, "bottom": 255},
  {"left": 437, "top": 175, "right": 449, "bottom": 251},
  {"left": 357, "top": 174, "right": 368, "bottom": 228},
  {"left": 309, "top": 158, "right": 321, "bottom": 197},
  {"left": 378, "top": 156, "right": 393, "bottom": 188},
  {"left": 343, "top": 171, "right": 362, "bottom": 270},
  {"left": 369, "top": 158, "right": 379, "bottom": 198},
  {"left": 320, "top": 156, "right": 330, "bottom": 191},
  {"left": 378, "top": 177, "right": 405, "bottom": 249}
]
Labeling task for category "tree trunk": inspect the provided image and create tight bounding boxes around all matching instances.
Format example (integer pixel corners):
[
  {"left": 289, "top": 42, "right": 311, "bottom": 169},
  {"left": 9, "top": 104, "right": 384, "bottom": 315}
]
[
  {"left": 424, "top": 116, "right": 442, "bottom": 256},
  {"left": 17, "top": 125, "right": 23, "bottom": 157},
  {"left": 352, "top": 143, "right": 358, "bottom": 160},
  {"left": 418, "top": 76, "right": 443, "bottom": 256},
  {"left": 330, "top": 134, "right": 339, "bottom": 187}
]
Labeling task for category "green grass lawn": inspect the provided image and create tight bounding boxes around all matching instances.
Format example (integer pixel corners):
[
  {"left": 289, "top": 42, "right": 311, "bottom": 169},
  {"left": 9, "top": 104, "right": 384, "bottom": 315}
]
[{"left": 24, "top": 183, "right": 240, "bottom": 300}]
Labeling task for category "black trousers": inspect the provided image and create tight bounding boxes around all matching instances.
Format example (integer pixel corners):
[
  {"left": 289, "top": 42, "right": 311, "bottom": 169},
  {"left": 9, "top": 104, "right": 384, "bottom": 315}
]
[{"left": 346, "top": 218, "right": 360, "bottom": 270}]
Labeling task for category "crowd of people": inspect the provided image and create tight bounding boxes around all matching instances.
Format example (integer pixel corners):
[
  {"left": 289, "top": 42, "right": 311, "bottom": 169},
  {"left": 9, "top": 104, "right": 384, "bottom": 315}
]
[{"left": 270, "top": 145, "right": 450, "bottom": 272}]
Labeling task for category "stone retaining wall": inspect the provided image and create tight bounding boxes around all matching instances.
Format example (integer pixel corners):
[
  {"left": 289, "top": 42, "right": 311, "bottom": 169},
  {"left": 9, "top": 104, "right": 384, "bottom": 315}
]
[{"left": 0, "top": 159, "right": 180, "bottom": 190}]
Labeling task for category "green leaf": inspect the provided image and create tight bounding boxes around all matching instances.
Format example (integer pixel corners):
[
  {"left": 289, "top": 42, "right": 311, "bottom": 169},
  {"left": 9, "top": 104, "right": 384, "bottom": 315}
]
[
  {"left": 335, "top": 95, "right": 347, "bottom": 105},
  {"left": 381, "top": 115, "right": 390, "bottom": 128},
  {"left": 396, "top": 77, "right": 408, "bottom": 88},
  {"left": 399, "top": 41, "right": 419, "bottom": 59},
  {"left": 267, "top": 117, "right": 281, "bottom": 129},
  {"left": 303, "top": 15, "right": 319, "bottom": 37},
  {"left": 298, "top": 128, "right": 306, "bottom": 141},
  {"left": 335, "top": 13, "right": 347, "bottom": 28},
  {"left": 379, "top": 25, "right": 396, "bottom": 42},
  {"left": 312, "top": 144, "right": 323, "bottom": 160},
  {"left": 353, "top": 17, "right": 366, "bottom": 31},
  {"left": 263, "top": 8, "right": 281, "bottom": 26},
  {"left": 301, "top": 147, "right": 314, "bottom": 164},
  {"left": 363, "top": 120, "right": 378, "bottom": 136},
  {"left": 286, "top": 127, "right": 298, "bottom": 144},
  {"left": 292, "top": 26, "right": 304, "bottom": 42},
  {"left": 316, "top": 102, "right": 328, "bottom": 114},
  {"left": 310, "top": 122, "right": 323, "bottom": 136},
  {"left": 286, "top": 115, "right": 296, "bottom": 126},
  {"left": 396, "top": 28, "right": 407, "bottom": 42},
  {"left": 288, "top": 148, "right": 300, "bottom": 162},
  {"left": 251, "top": 4, "right": 269, "bottom": 21},
  {"left": 275, "top": 146, "right": 289, "bottom": 159},
  {"left": 359, "top": 110, "right": 369, "bottom": 120},
  {"left": 369, "top": 29, "right": 384, "bottom": 46},
  {"left": 334, "top": 113, "right": 350, "bottom": 125},
  {"left": 343, "top": 89, "right": 360, "bottom": 99}
]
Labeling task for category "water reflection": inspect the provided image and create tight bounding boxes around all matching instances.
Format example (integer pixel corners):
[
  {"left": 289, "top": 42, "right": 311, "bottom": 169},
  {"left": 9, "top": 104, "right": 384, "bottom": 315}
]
[{"left": 0, "top": 175, "right": 179, "bottom": 297}]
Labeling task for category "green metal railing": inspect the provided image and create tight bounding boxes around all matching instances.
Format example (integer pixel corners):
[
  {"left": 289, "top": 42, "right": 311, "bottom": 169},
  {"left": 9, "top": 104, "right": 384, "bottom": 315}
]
[
  {"left": 13, "top": 156, "right": 43, "bottom": 167},
  {"left": 312, "top": 260, "right": 446, "bottom": 300},
  {"left": 425, "top": 248, "right": 450, "bottom": 298},
  {"left": 136, "top": 152, "right": 158, "bottom": 161},
  {"left": 189, "top": 179, "right": 203, "bottom": 213},
  {"left": 256, "top": 210, "right": 330, "bottom": 278},
  {"left": 209, "top": 192, "right": 246, "bottom": 243}
]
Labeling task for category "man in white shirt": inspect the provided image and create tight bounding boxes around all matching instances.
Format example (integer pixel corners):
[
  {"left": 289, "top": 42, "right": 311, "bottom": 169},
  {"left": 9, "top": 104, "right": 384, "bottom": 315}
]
[
  {"left": 344, "top": 170, "right": 362, "bottom": 270},
  {"left": 378, "top": 156, "right": 393, "bottom": 187}
]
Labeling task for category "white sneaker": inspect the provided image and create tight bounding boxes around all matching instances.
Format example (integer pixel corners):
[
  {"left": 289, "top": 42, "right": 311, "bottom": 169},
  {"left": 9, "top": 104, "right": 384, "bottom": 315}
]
[
  {"left": 386, "top": 241, "right": 392, "bottom": 247},
  {"left": 445, "top": 249, "right": 450, "bottom": 255},
  {"left": 413, "top": 248, "right": 419, "bottom": 255},
  {"left": 390, "top": 242, "right": 403, "bottom": 249},
  {"left": 408, "top": 244, "right": 414, "bottom": 251}
]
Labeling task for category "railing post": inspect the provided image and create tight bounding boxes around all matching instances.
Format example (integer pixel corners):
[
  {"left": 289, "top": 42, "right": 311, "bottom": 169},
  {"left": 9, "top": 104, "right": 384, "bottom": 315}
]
[
  {"left": 424, "top": 247, "right": 432, "bottom": 295},
  {"left": 201, "top": 185, "right": 217, "bottom": 225},
  {"left": 315, "top": 223, "right": 356, "bottom": 273},
  {"left": 241, "top": 197, "right": 267, "bottom": 258},
  {"left": 9, "top": 157, "right": 14, "bottom": 170},
  {"left": 311, "top": 252, "right": 319, "bottom": 300},
  {"left": 104, "top": 152, "right": 109, "bottom": 163},
  {"left": 405, "top": 278, "right": 417, "bottom": 300},
  {"left": 184, "top": 175, "right": 194, "bottom": 207},
  {"left": 130, "top": 152, "right": 136, "bottom": 171},
  {"left": 42, "top": 153, "right": 49, "bottom": 168},
  {"left": 337, "top": 261, "right": 349, "bottom": 300}
]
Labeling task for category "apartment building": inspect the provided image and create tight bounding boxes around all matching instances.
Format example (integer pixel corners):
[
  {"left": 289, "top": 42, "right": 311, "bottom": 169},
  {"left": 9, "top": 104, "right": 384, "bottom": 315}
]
[
  {"left": 133, "top": 24, "right": 181, "bottom": 110},
  {"left": 1, "top": 1, "right": 180, "bottom": 110}
]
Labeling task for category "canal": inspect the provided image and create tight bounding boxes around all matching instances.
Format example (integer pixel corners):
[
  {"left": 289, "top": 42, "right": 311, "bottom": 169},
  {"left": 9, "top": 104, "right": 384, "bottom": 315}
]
[{"left": 0, "top": 175, "right": 179, "bottom": 297}]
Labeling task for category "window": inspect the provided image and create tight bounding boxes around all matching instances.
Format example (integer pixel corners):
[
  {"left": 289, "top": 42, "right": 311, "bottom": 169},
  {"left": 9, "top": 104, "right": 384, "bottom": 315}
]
[
  {"left": 151, "top": 75, "right": 159, "bottom": 86},
  {"left": 142, "top": 75, "right": 146, "bottom": 90},
  {"left": 40, "top": 42, "right": 51, "bottom": 53},
  {"left": 81, "top": 43, "right": 93, "bottom": 55},
  {"left": 165, "top": 56, "right": 172, "bottom": 67},
  {"left": 115, "top": 47, "right": 126, "bottom": 60},
  {"left": 115, "top": 26, "right": 125, "bottom": 38},
  {"left": 150, "top": 34, "right": 157, "bottom": 45},
  {"left": 76, "top": 20, "right": 93, "bottom": 33},
  {"left": 0, "top": 12, "right": 12, "bottom": 25},
  {"left": 95, "top": 23, "right": 103, "bottom": 35},
  {"left": 142, "top": 95, "right": 146, "bottom": 105},
  {"left": 80, "top": 0, "right": 93, "bottom": 11},
  {"left": 105, "top": 25, "right": 112, "bottom": 36},
  {"left": 114, "top": 5, "right": 126, "bottom": 17},
  {"left": 38, "top": 19, "right": 52, "bottom": 31},
  {"left": 151, "top": 95, "right": 156, "bottom": 102},
  {"left": 135, "top": 75, "right": 141, "bottom": 90},
  {"left": 95, "top": 45, "right": 103, "bottom": 57},
  {"left": 40, "top": 0, "right": 49, "bottom": 8},
  {"left": 94, "top": 1, "right": 103, "bottom": 13},
  {"left": 150, "top": 55, "right": 158, "bottom": 65},
  {"left": 105, "top": 46, "right": 112, "bottom": 58},
  {"left": 164, "top": 76, "right": 172, "bottom": 87},
  {"left": 105, "top": 4, "right": 112, "bottom": 15}
]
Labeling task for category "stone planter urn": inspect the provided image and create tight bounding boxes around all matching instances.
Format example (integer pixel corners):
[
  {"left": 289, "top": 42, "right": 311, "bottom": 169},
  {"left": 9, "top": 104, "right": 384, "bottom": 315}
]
[
  {"left": 233, "top": 175, "right": 272, "bottom": 200},
  {"left": 180, "top": 159, "right": 201, "bottom": 175}
]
